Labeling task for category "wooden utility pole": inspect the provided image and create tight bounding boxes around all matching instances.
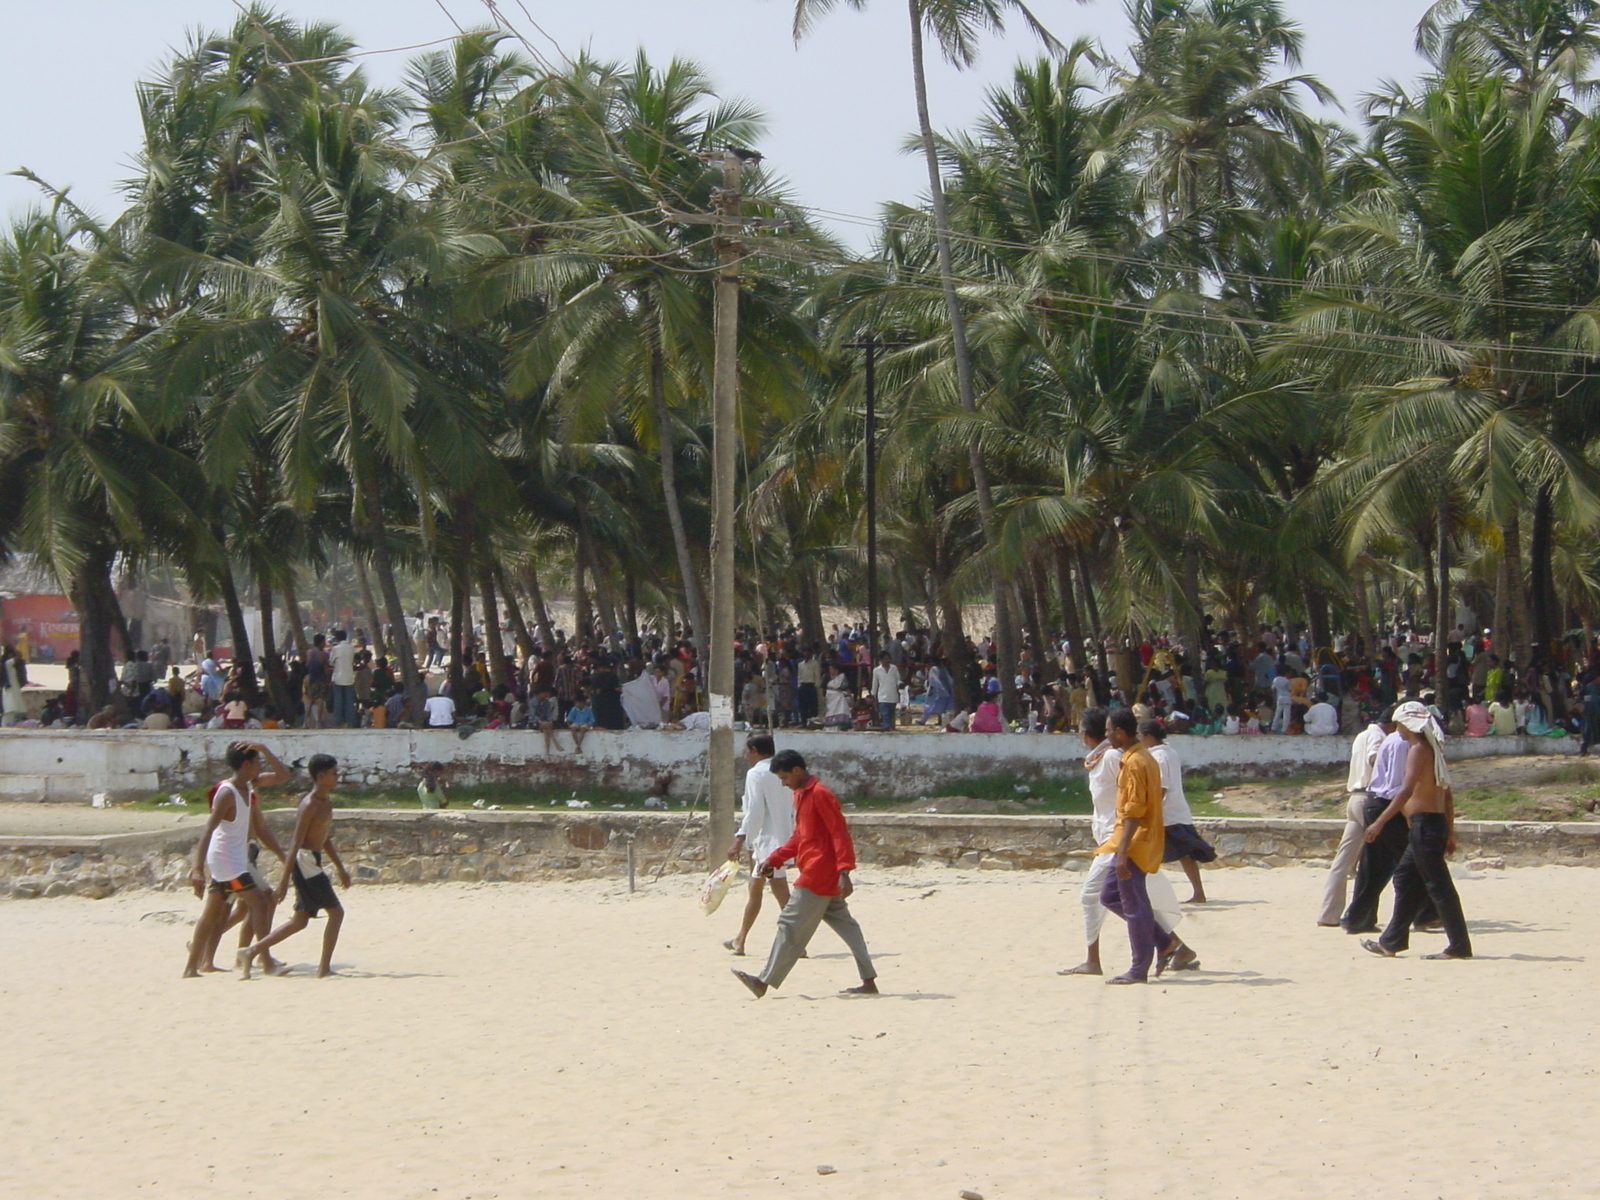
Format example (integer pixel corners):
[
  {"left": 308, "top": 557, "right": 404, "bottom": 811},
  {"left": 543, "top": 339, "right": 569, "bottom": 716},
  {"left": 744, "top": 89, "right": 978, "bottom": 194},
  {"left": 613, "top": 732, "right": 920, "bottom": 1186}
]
[{"left": 843, "top": 335, "right": 912, "bottom": 664}]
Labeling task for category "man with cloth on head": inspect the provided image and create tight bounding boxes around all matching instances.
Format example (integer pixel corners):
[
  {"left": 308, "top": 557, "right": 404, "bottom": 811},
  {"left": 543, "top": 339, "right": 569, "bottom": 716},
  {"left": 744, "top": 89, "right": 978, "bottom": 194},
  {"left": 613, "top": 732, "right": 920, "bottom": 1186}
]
[
  {"left": 1341, "top": 701, "right": 1439, "bottom": 934},
  {"left": 1363, "top": 703, "right": 1472, "bottom": 960},
  {"left": 723, "top": 734, "right": 797, "bottom": 957}
]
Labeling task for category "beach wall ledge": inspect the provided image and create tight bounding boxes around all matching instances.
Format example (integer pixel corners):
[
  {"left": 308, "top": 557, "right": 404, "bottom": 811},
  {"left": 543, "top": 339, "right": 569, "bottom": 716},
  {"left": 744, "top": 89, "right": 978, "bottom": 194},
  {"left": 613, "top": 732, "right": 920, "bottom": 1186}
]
[
  {"left": 0, "top": 726, "right": 1578, "bottom": 803},
  {"left": 3, "top": 810, "right": 1595, "bottom": 899}
]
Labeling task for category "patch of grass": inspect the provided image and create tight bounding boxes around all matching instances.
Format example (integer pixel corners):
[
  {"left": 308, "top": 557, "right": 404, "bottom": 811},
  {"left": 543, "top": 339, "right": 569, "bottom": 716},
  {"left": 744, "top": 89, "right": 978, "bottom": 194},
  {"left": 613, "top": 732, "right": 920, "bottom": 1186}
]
[
  {"left": 842, "top": 774, "right": 1094, "bottom": 814},
  {"left": 1454, "top": 786, "right": 1535, "bottom": 821},
  {"left": 1186, "top": 794, "right": 1251, "bottom": 819},
  {"left": 125, "top": 781, "right": 671, "bottom": 814},
  {"left": 1531, "top": 762, "right": 1600, "bottom": 787}
]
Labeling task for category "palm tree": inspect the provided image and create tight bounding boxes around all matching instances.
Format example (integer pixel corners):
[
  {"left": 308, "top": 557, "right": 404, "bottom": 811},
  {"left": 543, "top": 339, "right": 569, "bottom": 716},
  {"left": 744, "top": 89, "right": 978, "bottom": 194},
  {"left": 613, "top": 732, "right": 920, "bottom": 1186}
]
[
  {"left": 1280, "top": 59, "right": 1600, "bottom": 678},
  {"left": 790, "top": 0, "right": 1068, "bottom": 716},
  {"left": 0, "top": 209, "right": 156, "bottom": 708}
]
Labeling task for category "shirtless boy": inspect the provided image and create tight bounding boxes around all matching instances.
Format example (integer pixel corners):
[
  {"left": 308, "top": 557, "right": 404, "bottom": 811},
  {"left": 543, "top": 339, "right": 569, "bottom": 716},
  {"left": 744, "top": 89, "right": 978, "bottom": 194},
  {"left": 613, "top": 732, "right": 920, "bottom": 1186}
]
[
  {"left": 1362, "top": 702, "right": 1472, "bottom": 960},
  {"left": 243, "top": 754, "right": 352, "bottom": 978},
  {"left": 182, "top": 742, "right": 282, "bottom": 979}
]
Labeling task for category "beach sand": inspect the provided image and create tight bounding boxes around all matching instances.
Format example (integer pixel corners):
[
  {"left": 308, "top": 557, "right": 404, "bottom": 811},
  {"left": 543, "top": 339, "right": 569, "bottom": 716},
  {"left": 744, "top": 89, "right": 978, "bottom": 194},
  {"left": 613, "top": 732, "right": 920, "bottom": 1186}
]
[{"left": 0, "top": 864, "right": 1592, "bottom": 1199}]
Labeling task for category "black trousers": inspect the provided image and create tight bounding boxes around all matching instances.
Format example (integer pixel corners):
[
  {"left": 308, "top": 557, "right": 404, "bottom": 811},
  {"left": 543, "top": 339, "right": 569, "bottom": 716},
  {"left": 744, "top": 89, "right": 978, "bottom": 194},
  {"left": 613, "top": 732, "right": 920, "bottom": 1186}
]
[
  {"left": 1343, "top": 797, "right": 1436, "bottom": 931},
  {"left": 1380, "top": 812, "right": 1472, "bottom": 957},
  {"left": 798, "top": 683, "right": 819, "bottom": 721}
]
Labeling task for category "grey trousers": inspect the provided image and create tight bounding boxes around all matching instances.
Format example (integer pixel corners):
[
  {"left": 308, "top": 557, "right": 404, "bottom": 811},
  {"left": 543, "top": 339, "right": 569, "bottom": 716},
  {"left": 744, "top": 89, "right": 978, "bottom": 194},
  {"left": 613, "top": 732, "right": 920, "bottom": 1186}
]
[
  {"left": 1318, "top": 791, "right": 1369, "bottom": 925},
  {"left": 760, "top": 885, "right": 876, "bottom": 988}
]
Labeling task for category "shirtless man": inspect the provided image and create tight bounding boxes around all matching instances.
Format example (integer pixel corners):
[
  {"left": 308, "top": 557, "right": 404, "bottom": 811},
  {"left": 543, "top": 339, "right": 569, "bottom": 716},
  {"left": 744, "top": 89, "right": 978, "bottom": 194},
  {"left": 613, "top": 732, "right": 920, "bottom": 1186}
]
[
  {"left": 182, "top": 743, "right": 282, "bottom": 979},
  {"left": 1362, "top": 703, "right": 1472, "bottom": 960},
  {"left": 243, "top": 754, "right": 352, "bottom": 978}
]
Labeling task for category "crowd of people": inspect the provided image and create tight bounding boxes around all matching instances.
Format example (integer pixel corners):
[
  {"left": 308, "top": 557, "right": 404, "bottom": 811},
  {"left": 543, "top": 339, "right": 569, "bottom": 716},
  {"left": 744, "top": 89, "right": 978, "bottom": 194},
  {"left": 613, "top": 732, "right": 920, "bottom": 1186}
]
[{"left": 7, "top": 607, "right": 1600, "bottom": 748}]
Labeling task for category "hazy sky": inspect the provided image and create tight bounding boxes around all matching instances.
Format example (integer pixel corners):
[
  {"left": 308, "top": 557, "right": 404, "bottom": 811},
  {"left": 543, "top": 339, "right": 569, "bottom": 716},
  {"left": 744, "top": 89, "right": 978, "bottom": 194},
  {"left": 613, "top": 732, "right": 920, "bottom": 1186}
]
[{"left": 0, "top": 0, "right": 1434, "bottom": 246}]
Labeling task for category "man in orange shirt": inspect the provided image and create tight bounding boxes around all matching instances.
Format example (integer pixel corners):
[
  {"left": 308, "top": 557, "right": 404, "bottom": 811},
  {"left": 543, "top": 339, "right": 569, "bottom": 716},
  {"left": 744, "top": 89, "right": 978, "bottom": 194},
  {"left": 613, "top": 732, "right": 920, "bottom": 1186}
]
[
  {"left": 1097, "top": 708, "right": 1166, "bottom": 984},
  {"left": 732, "top": 749, "right": 878, "bottom": 998}
]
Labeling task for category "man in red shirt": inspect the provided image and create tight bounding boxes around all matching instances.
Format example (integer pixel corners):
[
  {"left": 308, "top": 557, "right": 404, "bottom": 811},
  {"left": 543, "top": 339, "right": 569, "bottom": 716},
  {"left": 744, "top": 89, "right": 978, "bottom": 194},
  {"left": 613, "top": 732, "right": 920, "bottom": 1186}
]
[{"left": 732, "top": 749, "right": 878, "bottom": 998}]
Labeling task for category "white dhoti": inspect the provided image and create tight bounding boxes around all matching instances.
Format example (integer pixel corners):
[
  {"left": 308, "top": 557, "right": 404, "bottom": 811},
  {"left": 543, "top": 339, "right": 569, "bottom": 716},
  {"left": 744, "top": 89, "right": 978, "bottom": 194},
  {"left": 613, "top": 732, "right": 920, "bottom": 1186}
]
[{"left": 1081, "top": 854, "right": 1182, "bottom": 945}]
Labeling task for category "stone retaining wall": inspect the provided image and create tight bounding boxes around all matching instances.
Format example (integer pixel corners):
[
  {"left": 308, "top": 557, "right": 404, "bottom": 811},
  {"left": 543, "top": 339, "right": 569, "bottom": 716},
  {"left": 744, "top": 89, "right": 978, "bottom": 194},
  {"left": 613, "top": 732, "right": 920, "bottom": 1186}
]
[
  {"left": 0, "top": 726, "right": 1578, "bottom": 803},
  {"left": 5, "top": 810, "right": 1598, "bottom": 899}
]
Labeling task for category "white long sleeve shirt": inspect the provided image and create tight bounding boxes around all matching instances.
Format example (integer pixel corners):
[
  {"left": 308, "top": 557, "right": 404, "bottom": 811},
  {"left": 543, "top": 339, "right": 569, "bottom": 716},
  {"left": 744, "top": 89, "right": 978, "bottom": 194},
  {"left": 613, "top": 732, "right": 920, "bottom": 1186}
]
[
  {"left": 1346, "top": 722, "right": 1387, "bottom": 792},
  {"left": 871, "top": 664, "right": 901, "bottom": 704},
  {"left": 736, "top": 757, "right": 796, "bottom": 862},
  {"left": 1085, "top": 741, "right": 1123, "bottom": 845}
]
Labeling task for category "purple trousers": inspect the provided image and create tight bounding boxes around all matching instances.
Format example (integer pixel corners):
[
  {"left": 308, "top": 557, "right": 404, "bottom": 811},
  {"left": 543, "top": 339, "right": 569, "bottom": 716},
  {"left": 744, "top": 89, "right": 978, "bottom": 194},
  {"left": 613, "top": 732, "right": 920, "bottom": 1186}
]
[{"left": 1100, "top": 862, "right": 1158, "bottom": 980}]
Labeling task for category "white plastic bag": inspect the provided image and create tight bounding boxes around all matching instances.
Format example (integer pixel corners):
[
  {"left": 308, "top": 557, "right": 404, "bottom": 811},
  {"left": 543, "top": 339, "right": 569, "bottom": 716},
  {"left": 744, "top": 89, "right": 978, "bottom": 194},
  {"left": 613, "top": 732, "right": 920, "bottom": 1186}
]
[{"left": 698, "top": 860, "right": 740, "bottom": 915}]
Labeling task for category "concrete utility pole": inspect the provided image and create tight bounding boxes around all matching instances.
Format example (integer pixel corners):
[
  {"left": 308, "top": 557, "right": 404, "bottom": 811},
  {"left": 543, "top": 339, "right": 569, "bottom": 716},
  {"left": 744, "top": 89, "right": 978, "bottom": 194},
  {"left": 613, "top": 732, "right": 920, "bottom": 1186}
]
[
  {"left": 706, "top": 149, "right": 744, "bottom": 867},
  {"left": 662, "top": 148, "right": 786, "bottom": 865}
]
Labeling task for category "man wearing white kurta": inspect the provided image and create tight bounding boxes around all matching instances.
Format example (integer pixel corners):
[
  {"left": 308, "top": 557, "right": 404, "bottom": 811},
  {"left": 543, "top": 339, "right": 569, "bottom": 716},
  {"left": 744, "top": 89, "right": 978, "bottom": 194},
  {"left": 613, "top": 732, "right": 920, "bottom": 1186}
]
[
  {"left": 724, "top": 734, "right": 798, "bottom": 956},
  {"left": 1059, "top": 709, "right": 1189, "bottom": 977},
  {"left": 870, "top": 658, "right": 902, "bottom": 730},
  {"left": 1318, "top": 708, "right": 1395, "bottom": 926}
]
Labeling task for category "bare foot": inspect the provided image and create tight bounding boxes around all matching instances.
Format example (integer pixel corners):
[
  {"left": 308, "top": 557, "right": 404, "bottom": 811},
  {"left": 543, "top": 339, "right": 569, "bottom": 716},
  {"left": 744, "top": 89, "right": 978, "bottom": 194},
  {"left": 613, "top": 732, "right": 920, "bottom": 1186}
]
[
  {"left": 316, "top": 966, "right": 337, "bottom": 978},
  {"left": 181, "top": 967, "right": 201, "bottom": 979},
  {"left": 1057, "top": 962, "right": 1102, "bottom": 976},
  {"left": 1184, "top": 895, "right": 1207, "bottom": 904},
  {"left": 842, "top": 980, "right": 879, "bottom": 995},
  {"left": 235, "top": 948, "right": 253, "bottom": 980},
  {"left": 263, "top": 959, "right": 292, "bottom": 977},
  {"left": 1422, "top": 951, "right": 1470, "bottom": 960},
  {"left": 732, "top": 969, "right": 768, "bottom": 998},
  {"left": 1106, "top": 973, "right": 1147, "bottom": 985},
  {"left": 199, "top": 963, "right": 226, "bottom": 974}
]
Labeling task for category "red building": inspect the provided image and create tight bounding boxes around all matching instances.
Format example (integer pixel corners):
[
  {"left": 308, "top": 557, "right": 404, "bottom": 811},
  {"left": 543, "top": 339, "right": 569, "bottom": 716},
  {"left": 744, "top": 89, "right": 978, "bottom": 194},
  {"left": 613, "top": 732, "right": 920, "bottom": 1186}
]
[{"left": 0, "top": 562, "right": 79, "bottom": 661}]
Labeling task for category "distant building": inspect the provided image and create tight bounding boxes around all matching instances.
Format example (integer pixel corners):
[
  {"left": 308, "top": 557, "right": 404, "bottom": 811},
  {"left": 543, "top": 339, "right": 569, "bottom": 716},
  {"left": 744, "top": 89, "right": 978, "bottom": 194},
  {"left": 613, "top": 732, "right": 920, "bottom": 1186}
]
[
  {"left": 0, "top": 557, "right": 236, "bottom": 664},
  {"left": 0, "top": 560, "right": 79, "bottom": 661}
]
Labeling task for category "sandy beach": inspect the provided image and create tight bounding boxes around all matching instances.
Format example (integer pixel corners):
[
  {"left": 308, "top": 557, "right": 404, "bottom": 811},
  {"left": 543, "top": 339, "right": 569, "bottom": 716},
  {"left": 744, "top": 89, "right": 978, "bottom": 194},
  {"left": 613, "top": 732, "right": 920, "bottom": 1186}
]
[{"left": 0, "top": 863, "right": 1592, "bottom": 1199}]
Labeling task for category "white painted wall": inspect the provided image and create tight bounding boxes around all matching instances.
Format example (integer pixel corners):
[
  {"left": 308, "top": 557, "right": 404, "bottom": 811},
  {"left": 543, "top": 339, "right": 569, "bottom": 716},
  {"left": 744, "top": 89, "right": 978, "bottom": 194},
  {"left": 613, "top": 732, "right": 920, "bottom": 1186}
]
[{"left": 0, "top": 726, "right": 1578, "bottom": 801}]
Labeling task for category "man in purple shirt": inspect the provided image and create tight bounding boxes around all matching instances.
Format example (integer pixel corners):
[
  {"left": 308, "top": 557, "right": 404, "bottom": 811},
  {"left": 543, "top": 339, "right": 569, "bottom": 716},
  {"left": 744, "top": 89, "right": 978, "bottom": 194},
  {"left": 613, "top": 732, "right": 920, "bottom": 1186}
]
[{"left": 1342, "top": 701, "right": 1438, "bottom": 933}]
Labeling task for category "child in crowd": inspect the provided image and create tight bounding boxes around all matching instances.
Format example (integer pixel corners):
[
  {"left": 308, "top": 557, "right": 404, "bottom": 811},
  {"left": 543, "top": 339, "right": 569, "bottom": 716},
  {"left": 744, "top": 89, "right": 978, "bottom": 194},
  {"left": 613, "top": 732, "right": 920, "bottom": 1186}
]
[
  {"left": 417, "top": 761, "right": 450, "bottom": 809},
  {"left": 564, "top": 689, "right": 593, "bottom": 752}
]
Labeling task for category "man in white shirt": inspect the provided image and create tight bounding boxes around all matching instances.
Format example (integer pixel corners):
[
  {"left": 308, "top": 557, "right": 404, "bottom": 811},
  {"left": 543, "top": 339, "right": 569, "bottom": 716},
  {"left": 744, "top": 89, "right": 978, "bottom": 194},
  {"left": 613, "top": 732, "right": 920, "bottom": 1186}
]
[
  {"left": 328, "top": 630, "right": 357, "bottom": 728},
  {"left": 1059, "top": 710, "right": 1193, "bottom": 977},
  {"left": 1319, "top": 707, "right": 1395, "bottom": 926},
  {"left": 723, "top": 735, "right": 796, "bottom": 956},
  {"left": 424, "top": 692, "right": 456, "bottom": 727},
  {"left": 1304, "top": 697, "right": 1340, "bottom": 736},
  {"left": 1141, "top": 720, "right": 1217, "bottom": 904},
  {"left": 870, "top": 656, "right": 901, "bottom": 731},
  {"left": 1270, "top": 667, "right": 1294, "bottom": 733}
]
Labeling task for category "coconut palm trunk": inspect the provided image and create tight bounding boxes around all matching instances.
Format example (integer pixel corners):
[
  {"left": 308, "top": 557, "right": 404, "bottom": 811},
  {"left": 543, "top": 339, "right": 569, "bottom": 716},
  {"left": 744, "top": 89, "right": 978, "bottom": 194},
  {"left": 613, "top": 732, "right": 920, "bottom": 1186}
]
[
  {"left": 495, "top": 563, "right": 539, "bottom": 659},
  {"left": 906, "top": 0, "right": 1020, "bottom": 720},
  {"left": 357, "top": 475, "right": 424, "bottom": 716},
  {"left": 282, "top": 569, "right": 310, "bottom": 661},
  {"left": 353, "top": 555, "right": 387, "bottom": 656},
  {"left": 71, "top": 548, "right": 120, "bottom": 716},
  {"left": 256, "top": 568, "right": 297, "bottom": 719},
  {"left": 520, "top": 562, "right": 556, "bottom": 649},
  {"left": 646, "top": 296, "right": 710, "bottom": 645}
]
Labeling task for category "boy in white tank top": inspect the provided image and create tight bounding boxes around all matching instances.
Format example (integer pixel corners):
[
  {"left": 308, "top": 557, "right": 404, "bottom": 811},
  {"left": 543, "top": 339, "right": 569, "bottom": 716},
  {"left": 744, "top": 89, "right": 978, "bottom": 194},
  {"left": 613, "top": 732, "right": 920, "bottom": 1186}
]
[{"left": 183, "top": 743, "right": 283, "bottom": 979}]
